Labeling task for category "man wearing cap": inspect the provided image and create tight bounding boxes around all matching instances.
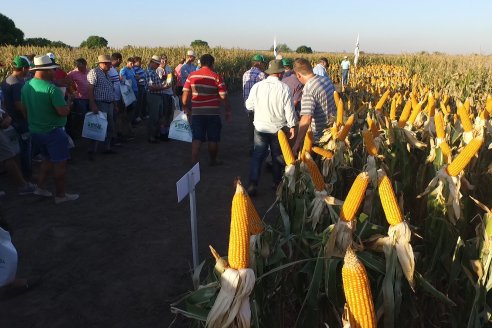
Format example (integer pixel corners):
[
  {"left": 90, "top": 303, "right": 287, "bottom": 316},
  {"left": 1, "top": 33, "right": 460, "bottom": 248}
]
[
  {"left": 242, "top": 54, "right": 267, "bottom": 153},
  {"left": 21, "top": 55, "right": 79, "bottom": 204},
  {"left": 1, "top": 56, "right": 32, "bottom": 179},
  {"left": 245, "top": 59, "right": 296, "bottom": 196},
  {"left": 341, "top": 56, "right": 351, "bottom": 86},
  {"left": 87, "top": 54, "right": 117, "bottom": 157},
  {"left": 292, "top": 58, "right": 336, "bottom": 155},
  {"left": 46, "top": 52, "right": 70, "bottom": 92},
  {"left": 313, "top": 57, "right": 329, "bottom": 77},
  {"left": 182, "top": 54, "right": 232, "bottom": 165},
  {"left": 281, "top": 58, "right": 303, "bottom": 116},
  {"left": 180, "top": 50, "right": 198, "bottom": 86},
  {"left": 145, "top": 55, "right": 166, "bottom": 143}
]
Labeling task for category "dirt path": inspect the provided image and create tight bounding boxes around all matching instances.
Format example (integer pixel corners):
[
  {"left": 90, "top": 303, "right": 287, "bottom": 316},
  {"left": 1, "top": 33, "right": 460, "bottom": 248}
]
[{"left": 0, "top": 92, "right": 278, "bottom": 328}]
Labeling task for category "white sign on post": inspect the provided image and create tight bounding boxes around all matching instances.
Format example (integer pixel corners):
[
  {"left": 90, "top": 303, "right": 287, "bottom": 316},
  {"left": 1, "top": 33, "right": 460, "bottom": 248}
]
[{"left": 176, "top": 163, "right": 201, "bottom": 269}]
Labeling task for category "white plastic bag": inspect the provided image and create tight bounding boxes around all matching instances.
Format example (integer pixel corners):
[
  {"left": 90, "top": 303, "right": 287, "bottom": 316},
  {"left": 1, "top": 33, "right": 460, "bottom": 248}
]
[
  {"left": 169, "top": 112, "right": 192, "bottom": 143},
  {"left": 0, "top": 227, "right": 18, "bottom": 287},
  {"left": 82, "top": 112, "right": 108, "bottom": 142},
  {"left": 120, "top": 80, "right": 136, "bottom": 107}
]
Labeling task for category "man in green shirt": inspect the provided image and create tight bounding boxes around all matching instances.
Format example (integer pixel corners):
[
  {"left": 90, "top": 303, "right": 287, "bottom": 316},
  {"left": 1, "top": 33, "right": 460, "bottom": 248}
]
[{"left": 21, "top": 55, "right": 79, "bottom": 204}]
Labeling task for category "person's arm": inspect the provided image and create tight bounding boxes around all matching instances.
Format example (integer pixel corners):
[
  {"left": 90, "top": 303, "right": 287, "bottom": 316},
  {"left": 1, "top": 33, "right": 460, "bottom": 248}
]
[
  {"left": 88, "top": 84, "right": 98, "bottom": 114},
  {"left": 12, "top": 84, "right": 27, "bottom": 118},
  {"left": 219, "top": 93, "right": 232, "bottom": 122},
  {"left": 284, "top": 91, "right": 297, "bottom": 139},
  {"left": 55, "top": 105, "right": 70, "bottom": 117},
  {"left": 293, "top": 115, "right": 312, "bottom": 154},
  {"left": 51, "top": 86, "right": 70, "bottom": 117}
]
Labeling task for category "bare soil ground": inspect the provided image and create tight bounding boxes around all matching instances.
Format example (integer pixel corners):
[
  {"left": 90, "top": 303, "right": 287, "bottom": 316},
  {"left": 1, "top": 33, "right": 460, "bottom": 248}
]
[{"left": 0, "top": 92, "right": 278, "bottom": 328}]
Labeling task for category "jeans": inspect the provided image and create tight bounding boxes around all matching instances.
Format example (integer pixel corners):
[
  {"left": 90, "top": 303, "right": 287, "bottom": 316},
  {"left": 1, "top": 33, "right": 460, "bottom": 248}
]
[
  {"left": 249, "top": 129, "right": 282, "bottom": 186},
  {"left": 146, "top": 93, "right": 163, "bottom": 138},
  {"left": 68, "top": 99, "right": 89, "bottom": 139},
  {"left": 90, "top": 101, "right": 114, "bottom": 152},
  {"left": 134, "top": 84, "right": 147, "bottom": 120},
  {"left": 342, "top": 69, "right": 349, "bottom": 85}
]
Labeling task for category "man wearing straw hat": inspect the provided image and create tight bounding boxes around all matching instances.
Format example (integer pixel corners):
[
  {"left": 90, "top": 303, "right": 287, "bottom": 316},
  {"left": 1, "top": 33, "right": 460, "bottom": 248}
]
[
  {"left": 245, "top": 59, "right": 296, "bottom": 196},
  {"left": 87, "top": 55, "right": 117, "bottom": 158},
  {"left": 21, "top": 55, "right": 79, "bottom": 204}
]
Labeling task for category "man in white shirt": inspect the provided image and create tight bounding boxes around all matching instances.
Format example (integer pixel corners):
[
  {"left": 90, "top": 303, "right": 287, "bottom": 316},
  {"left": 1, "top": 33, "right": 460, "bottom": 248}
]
[
  {"left": 341, "top": 56, "right": 350, "bottom": 85},
  {"left": 245, "top": 60, "right": 297, "bottom": 196}
]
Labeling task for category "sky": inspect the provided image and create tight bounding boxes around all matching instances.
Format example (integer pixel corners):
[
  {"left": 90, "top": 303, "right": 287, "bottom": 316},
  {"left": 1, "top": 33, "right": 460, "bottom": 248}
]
[{"left": 2, "top": 0, "right": 492, "bottom": 55}]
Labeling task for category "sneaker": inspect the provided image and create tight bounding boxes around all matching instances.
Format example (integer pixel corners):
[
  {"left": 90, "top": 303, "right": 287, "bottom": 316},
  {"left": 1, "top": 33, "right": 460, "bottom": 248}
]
[
  {"left": 34, "top": 187, "right": 53, "bottom": 197},
  {"left": 55, "top": 193, "right": 79, "bottom": 204},
  {"left": 18, "top": 182, "right": 37, "bottom": 195}
]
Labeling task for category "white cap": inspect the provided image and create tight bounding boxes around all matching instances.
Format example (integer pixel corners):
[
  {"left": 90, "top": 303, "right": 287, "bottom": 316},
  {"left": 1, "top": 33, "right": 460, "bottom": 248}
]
[
  {"left": 46, "top": 52, "right": 56, "bottom": 60},
  {"left": 186, "top": 50, "right": 196, "bottom": 57}
]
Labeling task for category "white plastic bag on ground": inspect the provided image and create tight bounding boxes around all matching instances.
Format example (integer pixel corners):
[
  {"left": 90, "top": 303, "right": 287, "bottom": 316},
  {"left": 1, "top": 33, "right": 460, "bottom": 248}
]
[
  {"left": 0, "top": 227, "right": 18, "bottom": 287},
  {"left": 169, "top": 112, "right": 192, "bottom": 143}
]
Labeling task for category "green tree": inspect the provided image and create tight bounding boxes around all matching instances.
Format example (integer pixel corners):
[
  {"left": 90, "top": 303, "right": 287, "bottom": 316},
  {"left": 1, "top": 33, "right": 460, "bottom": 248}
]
[
  {"left": 80, "top": 35, "right": 108, "bottom": 48},
  {"left": 24, "top": 37, "right": 51, "bottom": 47},
  {"left": 270, "top": 43, "right": 291, "bottom": 53},
  {"left": 0, "top": 13, "right": 24, "bottom": 45},
  {"left": 190, "top": 39, "right": 209, "bottom": 48},
  {"left": 50, "top": 41, "right": 71, "bottom": 48},
  {"left": 296, "top": 45, "right": 313, "bottom": 54}
]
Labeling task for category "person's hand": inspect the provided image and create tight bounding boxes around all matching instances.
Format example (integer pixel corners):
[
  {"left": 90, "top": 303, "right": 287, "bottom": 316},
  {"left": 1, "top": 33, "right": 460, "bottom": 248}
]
[
  {"left": 0, "top": 115, "right": 12, "bottom": 129},
  {"left": 289, "top": 127, "right": 295, "bottom": 139},
  {"left": 90, "top": 102, "right": 99, "bottom": 114},
  {"left": 225, "top": 111, "right": 232, "bottom": 122}
]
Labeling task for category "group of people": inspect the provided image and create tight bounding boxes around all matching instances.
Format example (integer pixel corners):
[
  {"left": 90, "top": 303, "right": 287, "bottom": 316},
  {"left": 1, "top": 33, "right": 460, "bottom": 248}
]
[
  {"left": 0, "top": 49, "right": 225, "bottom": 203},
  {"left": 0, "top": 48, "right": 348, "bottom": 202},
  {"left": 242, "top": 54, "right": 338, "bottom": 196}
]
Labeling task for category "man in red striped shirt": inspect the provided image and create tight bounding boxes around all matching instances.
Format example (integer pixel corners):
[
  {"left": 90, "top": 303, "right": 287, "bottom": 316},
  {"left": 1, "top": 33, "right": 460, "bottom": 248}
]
[{"left": 182, "top": 54, "right": 232, "bottom": 165}]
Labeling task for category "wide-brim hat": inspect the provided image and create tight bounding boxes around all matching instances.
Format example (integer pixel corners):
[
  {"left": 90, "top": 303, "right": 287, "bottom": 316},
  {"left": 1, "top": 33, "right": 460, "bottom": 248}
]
[
  {"left": 150, "top": 55, "right": 161, "bottom": 64},
  {"left": 265, "top": 59, "right": 284, "bottom": 74},
  {"left": 96, "top": 55, "right": 112, "bottom": 64},
  {"left": 30, "top": 55, "right": 60, "bottom": 71}
]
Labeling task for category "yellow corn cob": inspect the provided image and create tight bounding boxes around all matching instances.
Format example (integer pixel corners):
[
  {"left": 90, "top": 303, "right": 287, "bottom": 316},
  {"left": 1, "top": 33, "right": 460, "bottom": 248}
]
[
  {"left": 398, "top": 99, "right": 412, "bottom": 128},
  {"left": 457, "top": 100, "right": 473, "bottom": 132},
  {"left": 342, "top": 248, "right": 377, "bottom": 328},
  {"left": 375, "top": 89, "right": 390, "bottom": 111},
  {"left": 303, "top": 154, "right": 325, "bottom": 191},
  {"left": 340, "top": 172, "right": 370, "bottom": 222},
  {"left": 434, "top": 111, "right": 445, "bottom": 139},
  {"left": 427, "top": 92, "right": 436, "bottom": 117},
  {"left": 446, "top": 137, "right": 484, "bottom": 176},
  {"left": 331, "top": 124, "right": 338, "bottom": 139},
  {"left": 440, "top": 101, "right": 449, "bottom": 115},
  {"left": 378, "top": 173, "right": 403, "bottom": 226},
  {"left": 479, "top": 109, "right": 489, "bottom": 120},
  {"left": 389, "top": 95, "right": 397, "bottom": 121},
  {"left": 301, "top": 130, "right": 313, "bottom": 158},
  {"left": 486, "top": 94, "right": 492, "bottom": 114},
  {"left": 441, "top": 94, "right": 449, "bottom": 106},
  {"left": 464, "top": 97, "right": 471, "bottom": 114},
  {"left": 337, "top": 98, "right": 344, "bottom": 127},
  {"left": 334, "top": 91, "right": 341, "bottom": 110},
  {"left": 407, "top": 102, "right": 422, "bottom": 126},
  {"left": 337, "top": 114, "right": 355, "bottom": 141},
  {"left": 278, "top": 129, "right": 295, "bottom": 165},
  {"left": 312, "top": 146, "right": 333, "bottom": 159},
  {"left": 362, "top": 129, "right": 378, "bottom": 156},
  {"left": 439, "top": 141, "right": 452, "bottom": 160},
  {"left": 234, "top": 182, "right": 263, "bottom": 235},
  {"left": 367, "top": 117, "right": 379, "bottom": 137},
  {"left": 228, "top": 183, "right": 252, "bottom": 270}
]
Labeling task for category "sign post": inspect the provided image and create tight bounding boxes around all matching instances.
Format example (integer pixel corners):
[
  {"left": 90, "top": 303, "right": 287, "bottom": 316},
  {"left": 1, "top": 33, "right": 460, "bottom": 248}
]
[{"left": 177, "top": 163, "right": 200, "bottom": 269}]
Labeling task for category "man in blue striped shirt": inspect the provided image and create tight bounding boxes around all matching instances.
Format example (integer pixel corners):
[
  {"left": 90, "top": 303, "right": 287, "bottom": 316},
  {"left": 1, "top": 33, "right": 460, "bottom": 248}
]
[{"left": 292, "top": 58, "right": 336, "bottom": 155}]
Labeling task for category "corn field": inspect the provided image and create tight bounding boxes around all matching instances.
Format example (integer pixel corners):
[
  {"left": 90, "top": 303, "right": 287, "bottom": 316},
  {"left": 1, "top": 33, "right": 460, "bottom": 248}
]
[{"left": 2, "top": 46, "right": 492, "bottom": 327}]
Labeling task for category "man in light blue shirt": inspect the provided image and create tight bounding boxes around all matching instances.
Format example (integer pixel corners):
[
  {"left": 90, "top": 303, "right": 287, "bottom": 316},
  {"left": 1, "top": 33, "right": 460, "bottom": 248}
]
[
  {"left": 180, "top": 50, "right": 198, "bottom": 85},
  {"left": 313, "top": 57, "right": 328, "bottom": 77}
]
